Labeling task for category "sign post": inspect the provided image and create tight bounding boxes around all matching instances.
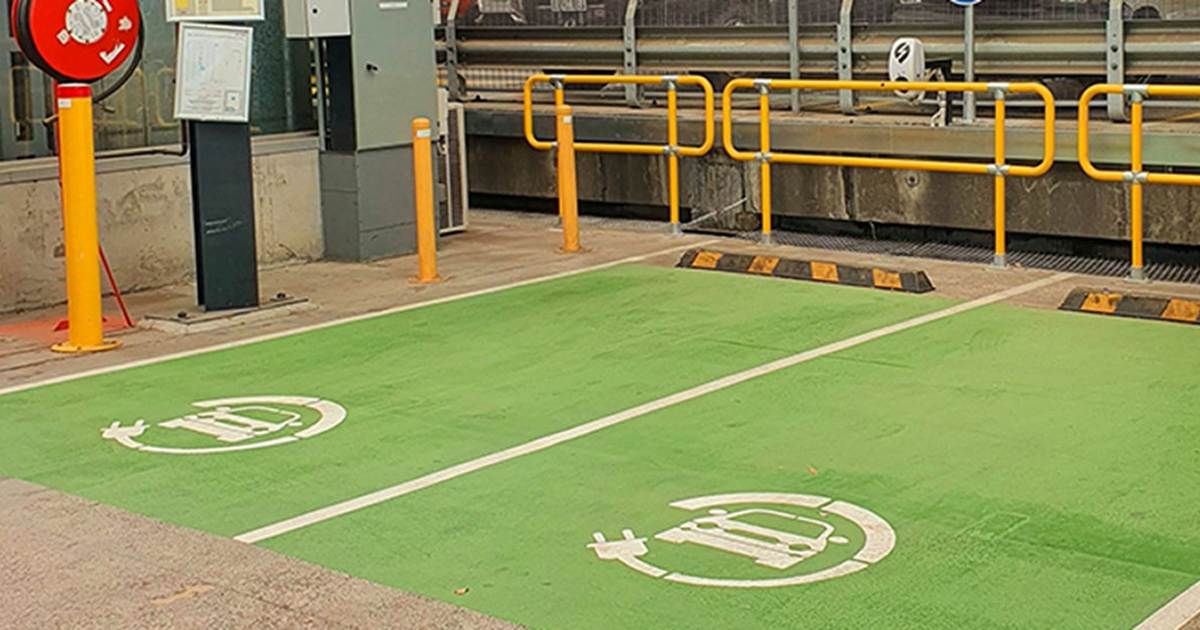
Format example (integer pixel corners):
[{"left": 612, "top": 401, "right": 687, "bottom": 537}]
[
  {"left": 10, "top": 0, "right": 143, "bottom": 353},
  {"left": 173, "top": 21, "right": 260, "bottom": 311}
]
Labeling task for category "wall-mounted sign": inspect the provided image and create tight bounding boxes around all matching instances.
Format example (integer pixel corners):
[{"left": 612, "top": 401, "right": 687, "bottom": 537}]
[
  {"left": 173, "top": 22, "right": 254, "bottom": 122},
  {"left": 166, "top": 0, "right": 265, "bottom": 22}
]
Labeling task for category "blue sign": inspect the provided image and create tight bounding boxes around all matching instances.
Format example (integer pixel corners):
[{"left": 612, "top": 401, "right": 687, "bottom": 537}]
[{"left": 950, "top": 0, "right": 983, "bottom": 6}]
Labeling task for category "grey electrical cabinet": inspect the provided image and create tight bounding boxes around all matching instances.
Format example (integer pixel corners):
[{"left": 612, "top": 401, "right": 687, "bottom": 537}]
[
  {"left": 349, "top": 1, "right": 437, "bottom": 151},
  {"left": 283, "top": 0, "right": 351, "bottom": 38},
  {"left": 317, "top": 0, "right": 441, "bottom": 261}
]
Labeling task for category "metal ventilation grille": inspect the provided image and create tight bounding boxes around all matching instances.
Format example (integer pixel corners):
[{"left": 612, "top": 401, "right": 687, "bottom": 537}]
[{"left": 749, "top": 230, "right": 1200, "bottom": 285}]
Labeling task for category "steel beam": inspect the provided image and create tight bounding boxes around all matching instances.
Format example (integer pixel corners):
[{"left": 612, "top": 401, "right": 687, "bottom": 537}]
[
  {"left": 837, "top": 0, "right": 855, "bottom": 114},
  {"left": 963, "top": 4, "right": 976, "bottom": 123},
  {"left": 452, "top": 20, "right": 1200, "bottom": 77},
  {"left": 623, "top": 0, "right": 642, "bottom": 107},
  {"left": 1106, "top": 0, "right": 1127, "bottom": 122},
  {"left": 789, "top": 0, "right": 800, "bottom": 113}
]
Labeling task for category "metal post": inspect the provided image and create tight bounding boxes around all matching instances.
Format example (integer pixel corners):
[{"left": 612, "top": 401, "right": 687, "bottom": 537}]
[
  {"left": 53, "top": 84, "right": 119, "bottom": 354},
  {"left": 963, "top": 5, "right": 976, "bottom": 123},
  {"left": 991, "top": 87, "right": 1007, "bottom": 269},
  {"left": 666, "top": 77, "right": 682, "bottom": 234},
  {"left": 623, "top": 0, "right": 642, "bottom": 107},
  {"left": 556, "top": 105, "right": 582, "bottom": 253},
  {"left": 837, "top": 0, "right": 855, "bottom": 115},
  {"left": 314, "top": 40, "right": 327, "bottom": 150},
  {"left": 412, "top": 118, "right": 441, "bottom": 283},
  {"left": 1106, "top": 0, "right": 1127, "bottom": 122},
  {"left": 757, "top": 81, "right": 774, "bottom": 244},
  {"left": 0, "top": 9, "right": 9, "bottom": 159},
  {"left": 447, "top": 0, "right": 466, "bottom": 100},
  {"left": 788, "top": 0, "right": 800, "bottom": 113},
  {"left": 1129, "top": 92, "right": 1146, "bottom": 281}
]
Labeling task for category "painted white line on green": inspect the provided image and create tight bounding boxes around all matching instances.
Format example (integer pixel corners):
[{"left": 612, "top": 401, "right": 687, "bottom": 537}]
[
  {"left": 0, "top": 240, "right": 718, "bottom": 398},
  {"left": 234, "top": 272, "right": 1074, "bottom": 544},
  {"left": 1136, "top": 581, "right": 1200, "bottom": 630}
]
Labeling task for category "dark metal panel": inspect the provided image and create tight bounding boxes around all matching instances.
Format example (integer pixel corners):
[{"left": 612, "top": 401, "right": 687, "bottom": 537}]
[{"left": 188, "top": 122, "right": 260, "bottom": 311}]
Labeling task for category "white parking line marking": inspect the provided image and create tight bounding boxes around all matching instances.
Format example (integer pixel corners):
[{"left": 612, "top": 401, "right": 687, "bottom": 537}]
[
  {"left": 1136, "top": 581, "right": 1200, "bottom": 630},
  {"left": 234, "top": 272, "right": 1074, "bottom": 544},
  {"left": 0, "top": 240, "right": 718, "bottom": 398}
]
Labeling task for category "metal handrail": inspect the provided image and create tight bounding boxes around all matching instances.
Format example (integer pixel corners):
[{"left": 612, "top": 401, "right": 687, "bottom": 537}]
[
  {"left": 523, "top": 73, "right": 716, "bottom": 233},
  {"left": 1079, "top": 83, "right": 1200, "bottom": 281},
  {"left": 724, "top": 78, "right": 1057, "bottom": 266}
]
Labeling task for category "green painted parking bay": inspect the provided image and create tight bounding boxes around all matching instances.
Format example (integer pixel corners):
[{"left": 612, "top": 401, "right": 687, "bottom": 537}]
[
  {"left": 1, "top": 264, "right": 1197, "bottom": 628},
  {"left": 261, "top": 304, "right": 1200, "bottom": 629},
  {"left": 0, "top": 265, "right": 944, "bottom": 536}
]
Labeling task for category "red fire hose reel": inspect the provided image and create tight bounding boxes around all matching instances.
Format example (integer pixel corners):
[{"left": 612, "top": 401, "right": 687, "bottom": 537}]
[{"left": 11, "top": 0, "right": 142, "bottom": 83}]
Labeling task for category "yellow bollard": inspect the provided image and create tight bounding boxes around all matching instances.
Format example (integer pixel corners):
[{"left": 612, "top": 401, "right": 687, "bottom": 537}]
[
  {"left": 556, "top": 105, "right": 582, "bottom": 253},
  {"left": 52, "top": 84, "right": 119, "bottom": 354},
  {"left": 411, "top": 118, "right": 441, "bottom": 284}
]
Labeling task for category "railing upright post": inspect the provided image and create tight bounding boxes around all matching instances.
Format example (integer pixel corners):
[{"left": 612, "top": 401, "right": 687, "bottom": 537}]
[
  {"left": 963, "top": 4, "right": 976, "bottom": 123},
  {"left": 1129, "top": 91, "right": 1146, "bottom": 281},
  {"left": 757, "top": 80, "right": 774, "bottom": 244},
  {"left": 788, "top": 0, "right": 800, "bottom": 113},
  {"left": 623, "top": 0, "right": 642, "bottom": 107},
  {"left": 1106, "top": 0, "right": 1127, "bottom": 122},
  {"left": 837, "top": 0, "right": 856, "bottom": 115},
  {"left": 991, "top": 87, "right": 1007, "bottom": 268},
  {"left": 666, "top": 77, "right": 682, "bottom": 234}
]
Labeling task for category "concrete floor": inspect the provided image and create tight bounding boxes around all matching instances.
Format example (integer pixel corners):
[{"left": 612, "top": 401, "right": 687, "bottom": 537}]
[{"left": 2, "top": 210, "right": 1198, "bottom": 628}]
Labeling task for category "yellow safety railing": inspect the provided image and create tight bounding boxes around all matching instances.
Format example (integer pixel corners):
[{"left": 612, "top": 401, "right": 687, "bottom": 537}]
[
  {"left": 723, "top": 79, "right": 1057, "bottom": 267},
  {"left": 1079, "top": 84, "right": 1200, "bottom": 281},
  {"left": 524, "top": 74, "right": 715, "bottom": 233}
]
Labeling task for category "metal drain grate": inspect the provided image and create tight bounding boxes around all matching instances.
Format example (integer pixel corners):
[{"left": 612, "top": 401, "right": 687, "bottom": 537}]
[{"left": 734, "top": 230, "right": 1200, "bottom": 285}]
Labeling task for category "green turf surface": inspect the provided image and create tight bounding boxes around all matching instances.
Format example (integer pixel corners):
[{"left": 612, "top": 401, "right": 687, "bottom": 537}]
[
  {"left": 0, "top": 265, "right": 946, "bottom": 536},
  {"left": 3, "top": 264, "right": 1196, "bottom": 628},
  {"left": 258, "top": 302, "right": 1200, "bottom": 630}
]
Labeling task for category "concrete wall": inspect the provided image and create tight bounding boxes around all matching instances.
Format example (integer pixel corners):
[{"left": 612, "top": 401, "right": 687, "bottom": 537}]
[
  {"left": 468, "top": 135, "right": 1200, "bottom": 245},
  {"left": 0, "top": 135, "right": 323, "bottom": 314}
]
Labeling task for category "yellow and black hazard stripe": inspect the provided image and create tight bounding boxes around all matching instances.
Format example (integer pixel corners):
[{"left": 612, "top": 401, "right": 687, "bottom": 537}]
[
  {"left": 677, "top": 249, "right": 935, "bottom": 294},
  {"left": 1060, "top": 288, "right": 1200, "bottom": 325}
]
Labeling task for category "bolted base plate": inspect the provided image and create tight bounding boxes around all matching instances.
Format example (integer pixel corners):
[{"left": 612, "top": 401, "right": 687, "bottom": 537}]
[{"left": 51, "top": 339, "right": 121, "bottom": 355}]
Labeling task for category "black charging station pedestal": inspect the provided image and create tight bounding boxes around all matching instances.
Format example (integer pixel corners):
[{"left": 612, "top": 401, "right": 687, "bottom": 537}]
[{"left": 188, "top": 121, "right": 260, "bottom": 311}]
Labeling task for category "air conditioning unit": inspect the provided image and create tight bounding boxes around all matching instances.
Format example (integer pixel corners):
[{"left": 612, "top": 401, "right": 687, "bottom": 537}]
[{"left": 437, "top": 89, "right": 470, "bottom": 234}]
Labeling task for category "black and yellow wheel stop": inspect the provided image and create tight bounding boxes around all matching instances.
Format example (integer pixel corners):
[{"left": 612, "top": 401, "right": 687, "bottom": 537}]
[
  {"left": 1060, "top": 288, "right": 1200, "bottom": 325},
  {"left": 677, "top": 249, "right": 935, "bottom": 294}
]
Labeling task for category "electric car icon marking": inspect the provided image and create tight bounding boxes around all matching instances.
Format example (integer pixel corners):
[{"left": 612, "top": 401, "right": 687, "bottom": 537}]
[{"left": 656, "top": 507, "right": 851, "bottom": 570}]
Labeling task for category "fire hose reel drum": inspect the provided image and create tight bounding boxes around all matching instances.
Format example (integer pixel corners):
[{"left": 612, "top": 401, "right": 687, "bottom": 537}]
[{"left": 12, "top": 0, "right": 142, "bottom": 83}]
